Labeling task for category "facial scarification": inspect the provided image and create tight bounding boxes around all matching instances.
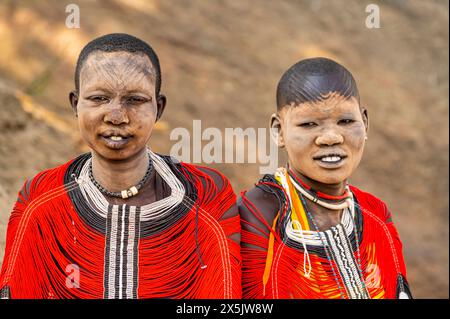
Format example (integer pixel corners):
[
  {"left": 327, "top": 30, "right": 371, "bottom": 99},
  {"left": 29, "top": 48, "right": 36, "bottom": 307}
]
[
  {"left": 82, "top": 51, "right": 156, "bottom": 94},
  {"left": 313, "top": 92, "right": 348, "bottom": 113},
  {"left": 76, "top": 51, "right": 161, "bottom": 162}
]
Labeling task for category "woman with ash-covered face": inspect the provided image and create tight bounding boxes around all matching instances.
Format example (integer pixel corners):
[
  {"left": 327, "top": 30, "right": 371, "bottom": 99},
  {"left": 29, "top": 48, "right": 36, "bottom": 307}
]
[
  {"left": 239, "top": 57, "right": 412, "bottom": 299},
  {"left": 0, "top": 33, "right": 241, "bottom": 299}
]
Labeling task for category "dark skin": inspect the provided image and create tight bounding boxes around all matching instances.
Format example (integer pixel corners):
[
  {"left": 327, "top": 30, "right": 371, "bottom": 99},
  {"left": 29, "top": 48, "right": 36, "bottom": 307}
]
[
  {"left": 239, "top": 92, "right": 368, "bottom": 240},
  {"left": 70, "top": 51, "right": 166, "bottom": 206},
  {"left": 70, "top": 50, "right": 240, "bottom": 243}
]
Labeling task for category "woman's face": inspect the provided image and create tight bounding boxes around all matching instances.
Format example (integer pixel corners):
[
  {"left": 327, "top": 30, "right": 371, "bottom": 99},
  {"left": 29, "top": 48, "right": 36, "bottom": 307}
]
[
  {"left": 72, "top": 51, "right": 165, "bottom": 161},
  {"left": 275, "top": 93, "right": 368, "bottom": 185}
]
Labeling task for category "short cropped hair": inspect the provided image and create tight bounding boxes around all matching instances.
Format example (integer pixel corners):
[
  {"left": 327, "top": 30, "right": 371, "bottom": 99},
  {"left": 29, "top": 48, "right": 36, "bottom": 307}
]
[
  {"left": 276, "top": 57, "right": 359, "bottom": 110},
  {"left": 74, "top": 33, "right": 161, "bottom": 95}
]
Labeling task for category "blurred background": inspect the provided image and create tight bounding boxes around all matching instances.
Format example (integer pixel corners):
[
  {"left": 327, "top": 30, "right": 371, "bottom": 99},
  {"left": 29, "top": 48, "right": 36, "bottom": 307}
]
[{"left": 0, "top": 0, "right": 448, "bottom": 298}]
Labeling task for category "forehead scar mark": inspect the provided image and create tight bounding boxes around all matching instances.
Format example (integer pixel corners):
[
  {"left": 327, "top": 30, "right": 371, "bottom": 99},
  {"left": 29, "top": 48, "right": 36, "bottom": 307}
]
[
  {"left": 82, "top": 53, "right": 156, "bottom": 92},
  {"left": 119, "top": 57, "right": 156, "bottom": 88},
  {"left": 83, "top": 61, "right": 120, "bottom": 92},
  {"left": 307, "top": 92, "right": 350, "bottom": 114},
  {"left": 123, "top": 55, "right": 156, "bottom": 82},
  {"left": 282, "top": 94, "right": 355, "bottom": 120},
  {"left": 81, "top": 55, "right": 120, "bottom": 90}
]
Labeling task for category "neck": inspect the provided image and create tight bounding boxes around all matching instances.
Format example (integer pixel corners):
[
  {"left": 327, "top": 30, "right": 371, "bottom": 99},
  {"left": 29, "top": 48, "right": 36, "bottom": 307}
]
[
  {"left": 91, "top": 148, "right": 149, "bottom": 192},
  {"left": 289, "top": 166, "right": 347, "bottom": 197}
]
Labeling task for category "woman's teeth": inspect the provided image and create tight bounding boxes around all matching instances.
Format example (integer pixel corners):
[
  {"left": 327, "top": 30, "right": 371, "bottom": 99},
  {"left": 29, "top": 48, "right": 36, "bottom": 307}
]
[
  {"left": 110, "top": 136, "right": 123, "bottom": 141},
  {"left": 321, "top": 156, "right": 342, "bottom": 163}
]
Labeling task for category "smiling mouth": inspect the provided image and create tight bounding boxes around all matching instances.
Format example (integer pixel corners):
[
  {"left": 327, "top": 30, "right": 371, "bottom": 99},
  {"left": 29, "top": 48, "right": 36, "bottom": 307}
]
[
  {"left": 100, "top": 132, "right": 133, "bottom": 139},
  {"left": 99, "top": 133, "right": 134, "bottom": 148},
  {"left": 106, "top": 136, "right": 128, "bottom": 141},
  {"left": 314, "top": 154, "right": 348, "bottom": 164}
]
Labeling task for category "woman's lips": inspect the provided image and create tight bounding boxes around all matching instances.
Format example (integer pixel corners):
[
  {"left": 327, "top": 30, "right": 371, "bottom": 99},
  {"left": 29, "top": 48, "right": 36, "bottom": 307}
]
[
  {"left": 314, "top": 155, "right": 347, "bottom": 168},
  {"left": 100, "top": 135, "right": 133, "bottom": 149}
]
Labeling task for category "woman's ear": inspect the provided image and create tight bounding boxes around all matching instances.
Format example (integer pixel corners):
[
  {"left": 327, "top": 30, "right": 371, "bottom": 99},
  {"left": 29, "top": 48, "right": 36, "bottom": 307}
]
[
  {"left": 361, "top": 106, "right": 369, "bottom": 134},
  {"left": 270, "top": 113, "right": 285, "bottom": 148},
  {"left": 69, "top": 91, "right": 79, "bottom": 117},
  {"left": 156, "top": 94, "right": 167, "bottom": 121}
]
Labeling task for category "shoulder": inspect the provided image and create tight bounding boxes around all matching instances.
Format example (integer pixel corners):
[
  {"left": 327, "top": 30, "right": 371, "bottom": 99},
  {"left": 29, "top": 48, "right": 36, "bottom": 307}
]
[
  {"left": 239, "top": 183, "right": 279, "bottom": 211},
  {"left": 7, "top": 156, "right": 80, "bottom": 232},
  {"left": 350, "top": 185, "right": 392, "bottom": 223},
  {"left": 157, "top": 154, "right": 229, "bottom": 181},
  {"left": 16, "top": 155, "right": 83, "bottom": 205},
  {"left": 238, "top": 175, "right": 283, "bottom": 232},
  {"left": 158, "top": 154, "right": 236, "bottom": 200},
  {"left": 182, "top": 161, "right": 228, "bottom": 178},
  {"left": 167, "top": 156, "right": 232, "bottom": 191},
  {"left": 163, "top": 158, "right": 238, "bottom": 220},
  {"left": 189, "top": 164, "right": 231, "bottom": 188}
]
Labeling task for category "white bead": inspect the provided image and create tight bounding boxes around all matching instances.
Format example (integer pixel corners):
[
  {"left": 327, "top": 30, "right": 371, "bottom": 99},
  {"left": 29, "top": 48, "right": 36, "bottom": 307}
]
[
  {"left": 130, "top": 186, "right": 138, "bottom": 196},
  {"left": 80, "top": 151, "right": 186, "bottom": 222},
  {"left": 121, "top": 190, "right": 129, "bottom": 199},
  {"left": 399, "top": 291, "right": 409, "bottom": 299}
]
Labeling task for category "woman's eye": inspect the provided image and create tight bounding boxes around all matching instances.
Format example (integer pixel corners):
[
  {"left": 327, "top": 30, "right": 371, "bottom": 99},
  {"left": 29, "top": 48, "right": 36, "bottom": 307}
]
[
  {"left": 339, "top": 119, "right": 355, "bottom": 125},
  {"left": 126, "top": 96, "right": 147, "bottom": 104},
  {"left": 299, "top": 122, "right": 317, "bottom": 128},
  {"left": 89, "top": 96, "right": 109, "bottom": 103}
]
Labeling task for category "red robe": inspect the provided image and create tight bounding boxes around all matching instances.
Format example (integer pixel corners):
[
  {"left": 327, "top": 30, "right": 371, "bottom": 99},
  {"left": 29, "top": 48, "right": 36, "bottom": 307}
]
[
  {"left": 239, "top": 176, "right": 411, "bottom": 299},
  {"left": 0, "top": 153, "right": 241, "bottom": 299}
]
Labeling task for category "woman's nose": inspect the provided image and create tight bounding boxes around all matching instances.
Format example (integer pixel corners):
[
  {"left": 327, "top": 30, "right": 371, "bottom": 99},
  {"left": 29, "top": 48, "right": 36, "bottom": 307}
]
[
  {"left": 103, "top": 102, "right": 129, "bottom": 125},
  {"left": 315, "top": 129, "right": 344, "bottom": 146}
]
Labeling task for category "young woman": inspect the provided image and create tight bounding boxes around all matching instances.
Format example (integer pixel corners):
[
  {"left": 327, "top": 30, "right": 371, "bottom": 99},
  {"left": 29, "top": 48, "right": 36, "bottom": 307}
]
[
  {"left": 0, "top": 33, "right": 241, "bottom": 299},
  {"left": 239, "top": 57, "right": 412, "bottom": 299}
]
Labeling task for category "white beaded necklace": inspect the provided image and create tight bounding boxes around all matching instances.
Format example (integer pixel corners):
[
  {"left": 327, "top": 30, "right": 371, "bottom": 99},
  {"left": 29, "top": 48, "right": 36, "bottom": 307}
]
[
  {"left": 275, "top": 168, "right": 356, "bottom": 247},
  {"left": 75, "top": 150, "right": 185, "bottom": 222},
  {"left": 276, "top": 168, "right": 370, "bottom": 300},
  {"left": 289, "top": 175, "right": 352, "bottom": 210}
]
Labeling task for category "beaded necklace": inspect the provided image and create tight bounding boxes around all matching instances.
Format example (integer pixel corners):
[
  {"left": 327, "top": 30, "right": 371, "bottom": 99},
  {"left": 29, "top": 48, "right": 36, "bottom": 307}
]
[
  {"left": 298, "top": 188, "right": 370, "bottom": 299},
  {"left": 288, "top": 169, "right": 351, "bottom": 211},
  {"left": 288, "top": 168, "right": 351, "bottom": 201},
  {"left": 88, "top": 154, "right": 153, "bottom": 199},
  {"left": 298, "top": 193, "right": 347, "bottom": 298},
  {"left": 76, "top": 151, "right": 186, "bottom": 222}
]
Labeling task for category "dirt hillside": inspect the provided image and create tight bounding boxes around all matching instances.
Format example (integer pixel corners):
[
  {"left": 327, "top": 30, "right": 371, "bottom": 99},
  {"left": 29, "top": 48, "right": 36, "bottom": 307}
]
[{"left": 0, "top": 0, "right": 448, "bottom": 298}]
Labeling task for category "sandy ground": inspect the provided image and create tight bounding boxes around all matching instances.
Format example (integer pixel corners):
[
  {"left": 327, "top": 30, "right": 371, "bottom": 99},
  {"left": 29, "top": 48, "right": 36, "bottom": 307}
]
[{"left": 0, "top": 0, "right": 448, "bottom": 298}]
